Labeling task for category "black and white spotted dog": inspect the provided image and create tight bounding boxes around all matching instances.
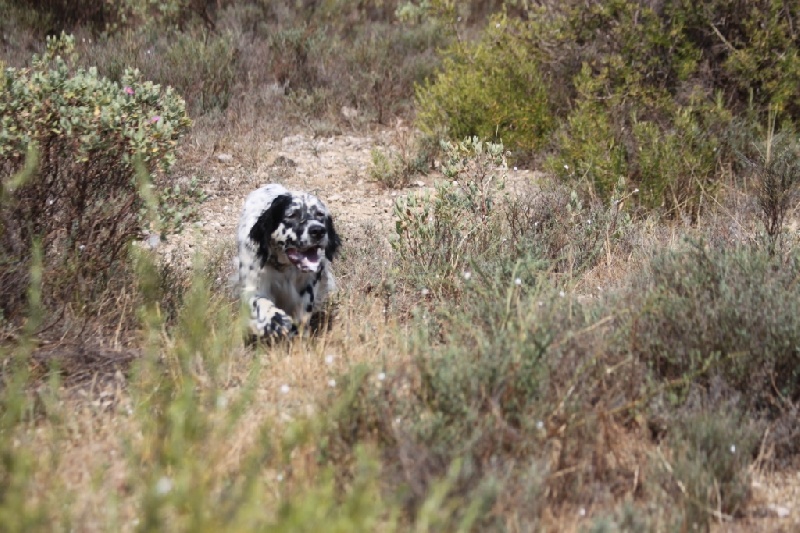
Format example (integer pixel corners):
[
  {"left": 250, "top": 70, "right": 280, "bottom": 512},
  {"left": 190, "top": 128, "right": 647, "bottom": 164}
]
[{"left": 237, "top": 184, "right": 341, "bottom": 340}]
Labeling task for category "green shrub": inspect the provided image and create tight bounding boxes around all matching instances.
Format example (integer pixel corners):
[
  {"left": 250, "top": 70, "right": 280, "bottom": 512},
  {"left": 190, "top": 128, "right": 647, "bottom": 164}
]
[
  {"left": 324, "top": 263, "right": 643, "bottom": 525},
  {"left": 368, "top": 132, "right": 436, "bottom": 189},
  {"left": 391, "top": 138, "right": 508, "bottom": 299},
  {"left": 654, "top": 410, "right": 758, "bottom": 530},
  {"left": 0, "top": 34, "right": 190, "bottom": 320},
  {"left": 91, "top": 29, "right": 239, "bottom": 116},
  {"left": 326, "top": 140, "right": 653, "bottom": 524},
  {"left": 418, "top": 0, "right": 800, "bottom": 214},
  {"left": 415, "top": 14, "right": 554, "bottom": 153},
  {"left": 584, "top": 500, "right": 674, "bottom": 533},
  {"left": 670, "top": 0, "right": 800, "bottom": 118},
  {"left": 369, "top": 149, "right": 408, "bottom": 189},
  {"left": 548, "top": 66, "right": 628, "bottom": 200},
  {"left": 624, "top": 242, "right": 800, "bottom": 410},
  {"left": 747, "top": 125, "right": 800, "bottom": 254},
  {"left": 546, "top": 33, "right": 728, "bottom": 213},
  {"left": 390, "top": 137, "right": 638, "bottom": 309}
]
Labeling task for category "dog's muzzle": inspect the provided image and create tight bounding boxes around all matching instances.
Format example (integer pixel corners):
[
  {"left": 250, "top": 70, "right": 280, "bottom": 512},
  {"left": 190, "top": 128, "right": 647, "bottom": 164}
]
[
  {"left": 285, "top": 222, "right": 327, "bottom": 272},
  {"left": 285, "top": 246, "right": 322, "bottom": 272}
]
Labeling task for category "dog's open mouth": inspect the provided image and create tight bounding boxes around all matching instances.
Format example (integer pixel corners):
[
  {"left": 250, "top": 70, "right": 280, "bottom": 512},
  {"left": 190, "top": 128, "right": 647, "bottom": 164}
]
[{"left": 286, "top": 247, "right": 323, "bottom": 272}]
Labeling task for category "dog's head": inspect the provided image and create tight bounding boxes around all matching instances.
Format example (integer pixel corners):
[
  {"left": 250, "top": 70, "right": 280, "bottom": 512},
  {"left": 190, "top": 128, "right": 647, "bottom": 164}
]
[{"left": 249, "top": 191, "right": 341, "bottom": 272}]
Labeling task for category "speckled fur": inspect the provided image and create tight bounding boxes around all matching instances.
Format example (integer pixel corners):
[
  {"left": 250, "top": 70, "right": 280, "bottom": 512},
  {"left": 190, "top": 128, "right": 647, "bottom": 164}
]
[{"left": 237, "top": 184, "right": 340, "bottom": 339}]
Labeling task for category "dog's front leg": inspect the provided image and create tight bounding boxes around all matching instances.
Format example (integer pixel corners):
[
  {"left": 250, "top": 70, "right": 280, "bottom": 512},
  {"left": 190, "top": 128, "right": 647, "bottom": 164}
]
[{"left": 249, "top": 296, "right": 297, "bottom": 339}]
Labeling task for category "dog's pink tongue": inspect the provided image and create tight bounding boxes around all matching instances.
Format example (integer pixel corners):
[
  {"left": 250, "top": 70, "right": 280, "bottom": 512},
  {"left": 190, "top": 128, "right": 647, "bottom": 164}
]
[{"left": 287, "top": 248, "right": 321, "bottom": 271}]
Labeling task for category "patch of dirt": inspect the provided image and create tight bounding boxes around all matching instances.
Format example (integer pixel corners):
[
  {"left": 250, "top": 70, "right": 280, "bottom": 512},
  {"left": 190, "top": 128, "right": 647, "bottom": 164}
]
[{"left": 155, "top": 129, "right": 539, "bottom": 269}]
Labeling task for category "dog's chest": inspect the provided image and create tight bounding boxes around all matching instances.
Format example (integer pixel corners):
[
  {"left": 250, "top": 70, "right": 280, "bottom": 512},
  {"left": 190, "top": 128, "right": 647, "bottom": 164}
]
[{"left": 261, "top": 268, "right": 315, "bottom": 319}]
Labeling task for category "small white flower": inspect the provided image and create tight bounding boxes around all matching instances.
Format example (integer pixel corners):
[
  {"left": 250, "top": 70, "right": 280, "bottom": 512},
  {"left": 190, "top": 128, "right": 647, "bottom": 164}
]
[
  {"left": 538, "top": 301, "right": 544, "bottom": 307},
  {"left": 463, "top": 271, "right": 472, "bottom": 280},
  {"left": 78, "top": 244, "right": 85, "bottom": 251},
  {"left": 216, "top": 395, "right": 228, "bottom": 409},
  {"left": 564, "top": 164, "right": 569, "bottom": 170},
  {"left": 276, "top": 473, "right": 284, "bottom": 482},
  {"left": 514, "top": 278, "right": 522, "bottom": 286},
  {"left": 559, "top": 290, "right": 565, "bottom": 298},
  {"left": 633, "top": 188, "right": 639, "bottom": 193},
  {"left": 496, "top": 23, "right": 501, "bottom": 28},
  {"left": 377, "top": 372, "right": 386, "bottom": 381},
  {"left": 452, "top": 180, "right": 458, "bottom": 186},
  {"left": 421, "top": 288, "right": 430, "bottom": 296},
  {"left": 328, "top": 379, "right": 336, "bottom": 388},
  {"left": 325, "top": 354, "right": 335, "bottom": 365},
  {"left": 586, "top": 219, "right": 592, "bottom": 225},
  {"left": 730, "top": 444, "right": 736, "bottom": 454},
  {"left": 534, "top": 221, "right": 539, "bottom": 227},
  {"left": 536, "top": 420, "right": 544, "bottom": 430},
  {"left": 155, "top": 477, "right": 173, "bottom": 495},
  {"left": 579, "top": 507, "right": 586, "bottom": 517},
  {"left": 280, "top": 384, "right": 290, "bottom": 394},
  {"left": 513, "top": 166, "right": 518, "bottom": 171}
]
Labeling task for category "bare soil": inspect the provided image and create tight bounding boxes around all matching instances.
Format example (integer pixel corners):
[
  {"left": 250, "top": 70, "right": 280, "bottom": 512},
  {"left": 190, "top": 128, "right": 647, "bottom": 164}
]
[{"left": 157, "top": 128, "right": 539, "bottom": 270}]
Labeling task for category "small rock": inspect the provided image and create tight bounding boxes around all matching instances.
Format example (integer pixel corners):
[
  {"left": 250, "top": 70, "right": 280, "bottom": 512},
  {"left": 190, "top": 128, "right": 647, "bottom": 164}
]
[
  {"left": 414, "top": 180, "right": 426, "bottom": 187},
  {"left": 217, "top": 153, "right": 233, "bottom": 163}
]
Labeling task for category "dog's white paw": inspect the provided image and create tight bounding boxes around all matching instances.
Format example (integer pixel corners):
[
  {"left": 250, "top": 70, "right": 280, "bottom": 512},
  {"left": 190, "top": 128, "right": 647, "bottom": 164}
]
[{"left": 250, "top": 297, "right": 297, "bottom": 339}]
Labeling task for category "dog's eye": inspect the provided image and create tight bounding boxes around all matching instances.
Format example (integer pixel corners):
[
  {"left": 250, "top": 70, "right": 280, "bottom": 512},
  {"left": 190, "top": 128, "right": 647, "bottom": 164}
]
[
  {"left": 287, "top": 210, "right": 301, "bottom": 219},
  {"left": 313, "top": 211, "right": 326, "bottom": 221}
]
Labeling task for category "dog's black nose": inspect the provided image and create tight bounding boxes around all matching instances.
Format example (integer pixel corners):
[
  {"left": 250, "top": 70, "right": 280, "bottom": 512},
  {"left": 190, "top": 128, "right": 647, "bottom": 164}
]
[{"left": 308, "top": 224, "right": 326, "bottom": 240}]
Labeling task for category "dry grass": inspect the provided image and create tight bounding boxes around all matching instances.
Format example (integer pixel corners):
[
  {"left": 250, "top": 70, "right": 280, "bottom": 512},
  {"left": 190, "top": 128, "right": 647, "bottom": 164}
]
[{"left": 12, "top": 274, "right": 410, "bottom": 529}]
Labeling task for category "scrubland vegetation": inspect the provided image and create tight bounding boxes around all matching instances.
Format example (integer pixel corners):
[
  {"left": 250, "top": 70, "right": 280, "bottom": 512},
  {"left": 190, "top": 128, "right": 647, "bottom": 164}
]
[{"left": 1, "top": 0, "right": 799, "bottom": 531}]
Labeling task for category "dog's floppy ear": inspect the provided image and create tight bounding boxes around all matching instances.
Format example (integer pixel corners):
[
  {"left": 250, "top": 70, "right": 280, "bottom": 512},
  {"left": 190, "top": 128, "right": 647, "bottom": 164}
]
[
  {"left": 250, "top": 193, "right": 293, "bottom": 259},
  {"left": 324, "top": 214, "right": 341, "bottom": 261}
]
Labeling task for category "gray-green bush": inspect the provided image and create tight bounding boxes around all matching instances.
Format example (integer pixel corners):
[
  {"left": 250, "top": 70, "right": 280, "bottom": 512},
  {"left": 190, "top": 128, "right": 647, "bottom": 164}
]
[
  {"left": 0, "top": 34, "right": 190, "bottom": 321},
  {"left": 624, "top": 242, "right": 800, "bottom": 409}
]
